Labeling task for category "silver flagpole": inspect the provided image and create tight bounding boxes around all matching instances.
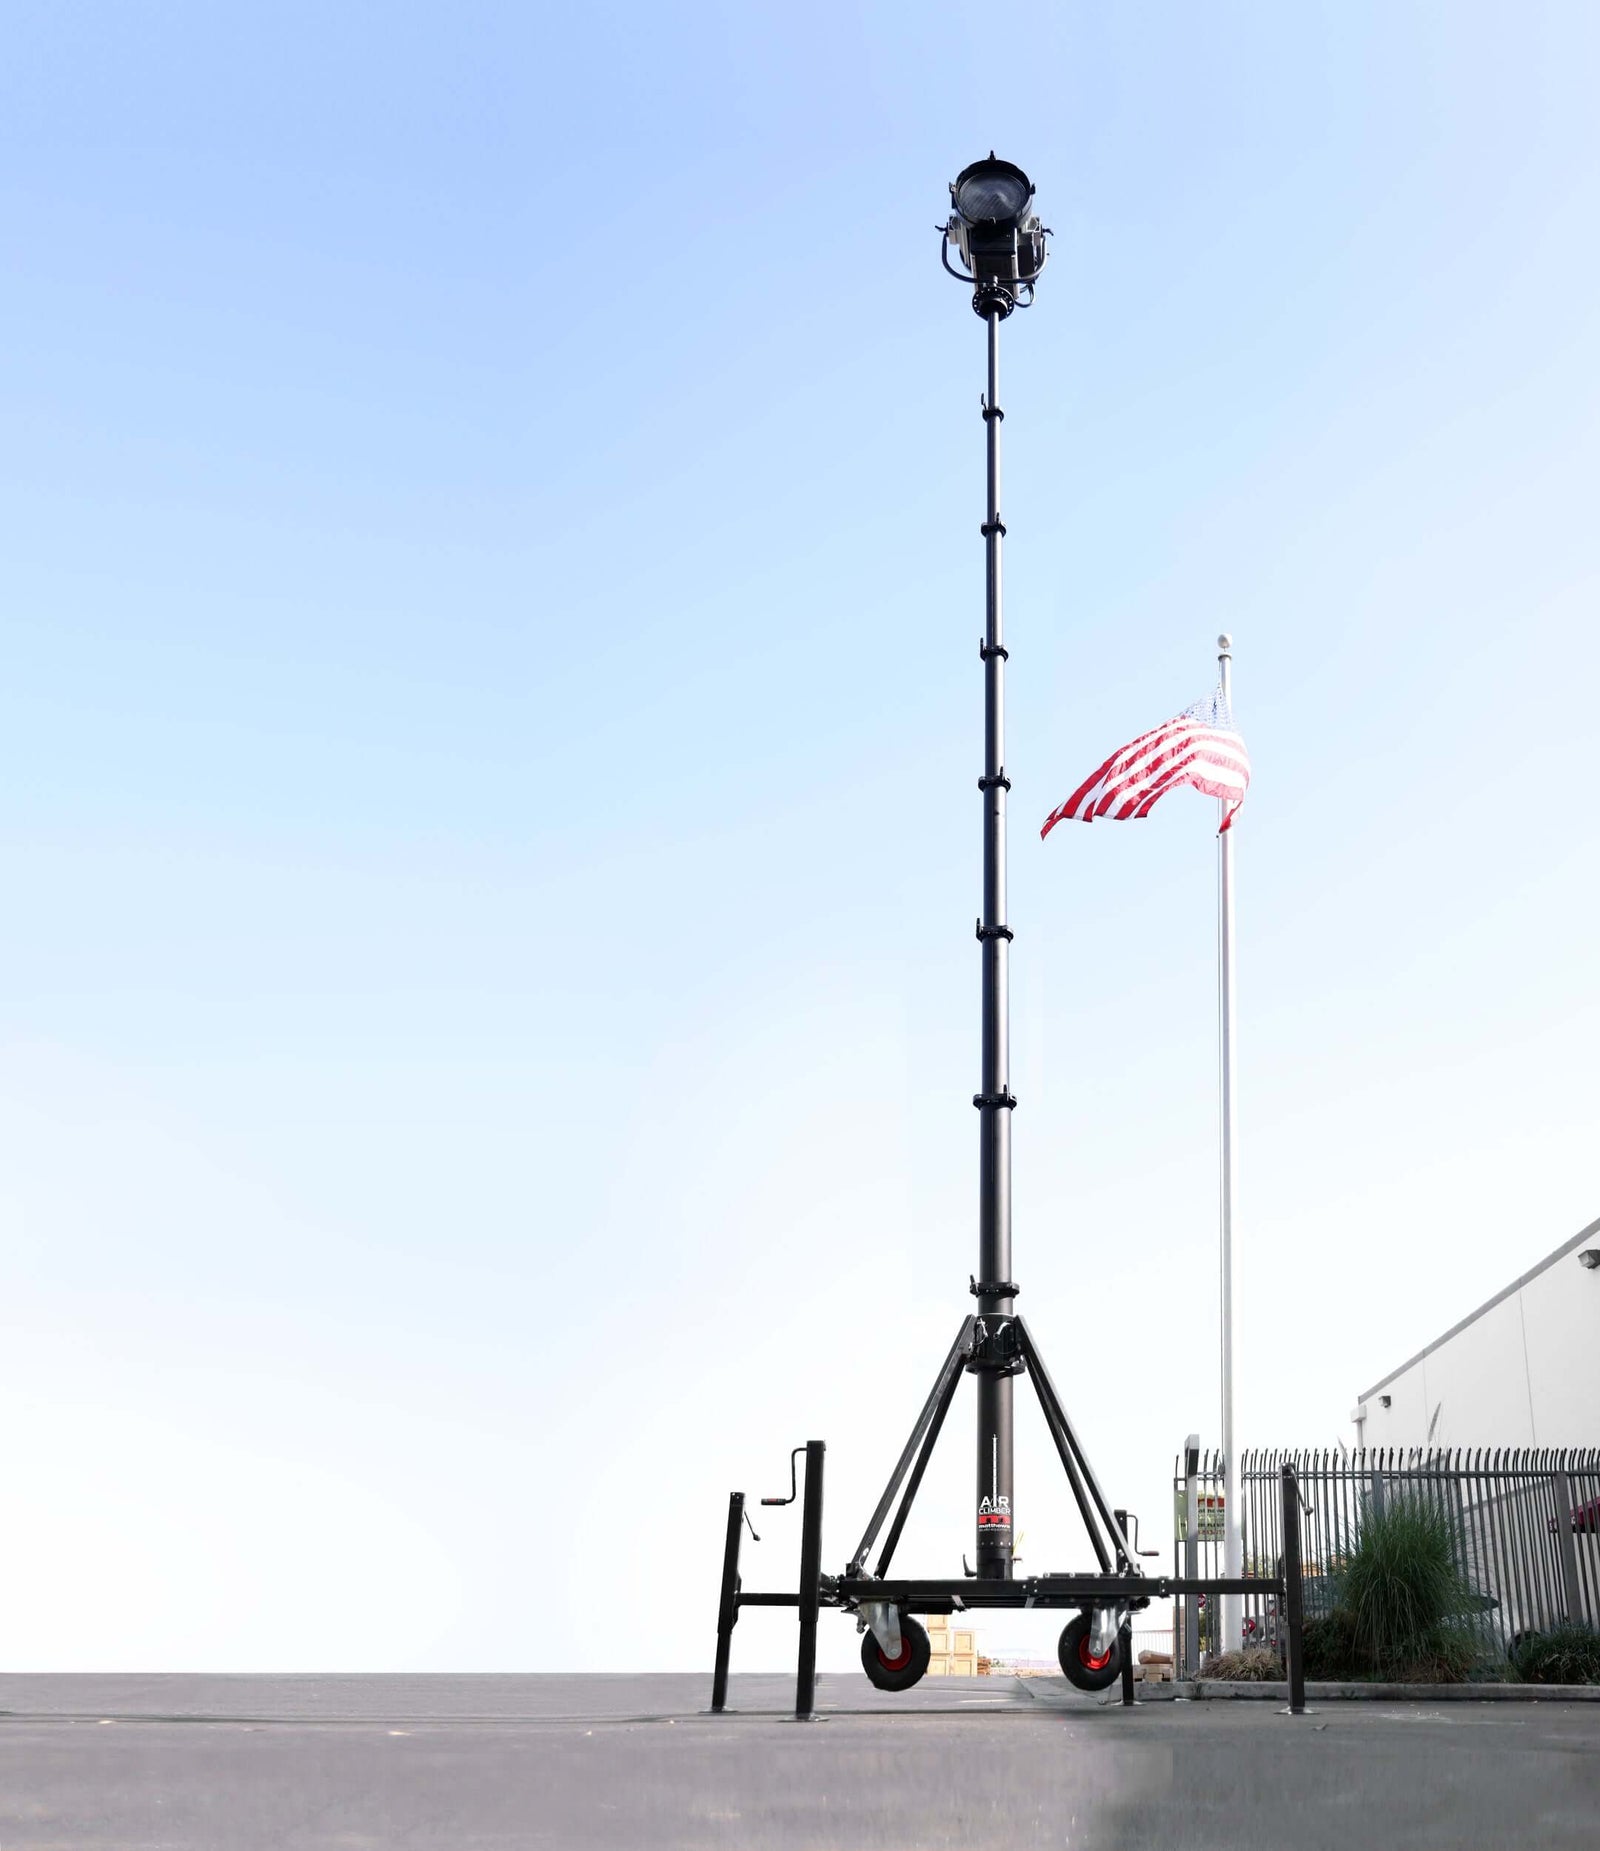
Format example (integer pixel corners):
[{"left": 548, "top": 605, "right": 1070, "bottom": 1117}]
[{"left": 1216, "top": 632, "right": 1242, "bottom": 1657}]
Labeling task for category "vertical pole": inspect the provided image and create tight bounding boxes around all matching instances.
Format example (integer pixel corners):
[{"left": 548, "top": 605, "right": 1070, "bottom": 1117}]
[
  {"left": 1282, "top": 1463, "right": 1306, "bottom": 1715},
  {"left": 711, "top": 1492, "right": 745, "bottom": 1713},
  {"left": 1183, "top": 1437, "right": 1200, "bottom": 1677},
  {"left": 1553, "top": 1471, "right": 1584, "bottom": 1624},
  {"left": 1217, "top": 634, "right": 1242, "bottom": 1653},
  {"left": 974, "top": 299, "right": 1016, "bottom": 1581},
  {"left": 795, "top": 1440, "right": 826, "bottom": 1720},
  {"left": 1114, "top": 1504, "right": 1136, "bottom": 1704}
]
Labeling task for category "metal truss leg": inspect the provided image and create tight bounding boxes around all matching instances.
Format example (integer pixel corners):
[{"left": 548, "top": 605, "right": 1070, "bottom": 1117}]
[
  {"left": 1119, "top": 1615, "right": 1135, "bottom": 1707},
  {"left": 1014, "top": 1318, "right": 1130, "bottom": 1570},
  {"left": 874, "top": 1343, "right": 965, "bottom": 1578},
  {"left": 711, "top": 1491, "right": 745, "bottom": 1713},
  {"left": 848, "top": 1319, "right": 975, "bottom": 1574},
  {"left": 795, "top": 1441, "right": 825, "bottom": 1721}
]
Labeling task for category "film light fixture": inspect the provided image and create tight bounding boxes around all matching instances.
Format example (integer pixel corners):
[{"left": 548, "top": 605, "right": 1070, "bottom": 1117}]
[{"left": 942, "top": 153, "right": 1049, "bottom": 315}]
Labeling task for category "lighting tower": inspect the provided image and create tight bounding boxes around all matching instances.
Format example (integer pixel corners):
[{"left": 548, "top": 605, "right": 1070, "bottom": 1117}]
[
  {"left": 942, "top": 153, "right": 1046, "bottom": 1581},
  {"left": 710, "top": 158, "right": 1160, "bottom": 1713}
]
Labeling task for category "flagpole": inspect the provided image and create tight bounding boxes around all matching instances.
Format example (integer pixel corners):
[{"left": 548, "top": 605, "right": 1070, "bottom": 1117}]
[{"left": 1216, "top": 632, "right": 1242, "bottom": 1656}]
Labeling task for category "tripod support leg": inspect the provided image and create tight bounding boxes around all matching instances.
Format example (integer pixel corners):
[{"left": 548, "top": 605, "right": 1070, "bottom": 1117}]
[
  {"left": 873, "top": 1338, "right": 965, "bottom": 1578},
  {"left": 1014, "top": 1317, "right": 1133, "bottom": 1571},
  {"left": 848, "top": 1318, "right": 976, "bottom": 1575}
]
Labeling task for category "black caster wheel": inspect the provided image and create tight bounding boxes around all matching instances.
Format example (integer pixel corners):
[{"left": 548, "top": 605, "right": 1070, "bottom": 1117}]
[
  {"left": 1058, "top": 1611, "right": 1123, "bottom": 1691},
  {"left": 861, "top": 1614, "right": 931, "bottom": 1691}
]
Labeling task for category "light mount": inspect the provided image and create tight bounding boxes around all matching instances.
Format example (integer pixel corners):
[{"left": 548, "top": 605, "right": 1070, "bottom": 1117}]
[{"left": 941, "top": 152, "right": 1048, "bottom": 318}]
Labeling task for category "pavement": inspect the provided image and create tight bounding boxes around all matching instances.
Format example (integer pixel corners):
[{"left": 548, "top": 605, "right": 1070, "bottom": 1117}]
[{"left": 0, "top": 1672, "right": 1595, "bottom": 1848}]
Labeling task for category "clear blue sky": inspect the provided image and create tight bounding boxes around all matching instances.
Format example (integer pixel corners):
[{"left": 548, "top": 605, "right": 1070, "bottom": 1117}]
[{"left": 3, "top": 2, "right": 1596, "bottom": 1671}]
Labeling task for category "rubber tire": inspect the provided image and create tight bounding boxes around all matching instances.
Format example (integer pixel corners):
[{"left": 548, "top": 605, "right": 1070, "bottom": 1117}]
[
  {"left": 1058, "top": 1611, "right": 1123, "bottom": 1691},
  {"left": 860, "top": 1614, "right": 931, "bottom": 1691}
]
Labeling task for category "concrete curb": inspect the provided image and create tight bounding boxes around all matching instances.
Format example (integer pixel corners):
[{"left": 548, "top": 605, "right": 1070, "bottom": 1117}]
[{"left": 1136, "top": 1679, "right": 1600, "bottom": 1703}]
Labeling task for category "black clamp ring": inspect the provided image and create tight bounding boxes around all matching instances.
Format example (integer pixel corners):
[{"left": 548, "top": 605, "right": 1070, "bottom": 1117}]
[
  {"left": 975, "top": 920, "right": 1014, "bottom": 941},
  {"left": 980, "top": 519, "right": 1007, "bottom": 537},
  {"left": 972, "top": 1091, "right": 1018, "bottom": 1110},
  {"left": 980, "top": 402, "right": 1005, "bottom": 423},
  {"left": 978, "top": 640, "right": 1009, "bottom": 661},
  {"left": 973, "top": 284, "right": 1017, "bottom": 320},
  {"left": 970, "top": 1277, "right": 1020, "bottom": 1299},
  {"left": 977, "top": 772, "right": 1012, "bottom": 792}
]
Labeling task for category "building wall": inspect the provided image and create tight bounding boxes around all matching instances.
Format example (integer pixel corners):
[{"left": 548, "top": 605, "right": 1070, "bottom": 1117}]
[
  {"left": 1353, "top": 1217, "right": 1600, "bottom": 1451},
  {"left": 1520, "top": 1245, "right": 1600, "bottom": 1445}
]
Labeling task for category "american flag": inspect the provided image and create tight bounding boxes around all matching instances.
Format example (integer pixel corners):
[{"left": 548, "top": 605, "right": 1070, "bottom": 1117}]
[{"left": 1041, "top": 683, "right": 1251, "bottom": 838}]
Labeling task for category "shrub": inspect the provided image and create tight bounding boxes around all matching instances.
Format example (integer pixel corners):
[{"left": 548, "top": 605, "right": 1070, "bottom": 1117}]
[
  {"left": 1337, "top": 1493, "right": 1476, "bottom": 1682},
  {"left": 1301, "top": 1608, "right": 1362, "bottom": 1680},
  {"left": 1202, "top": 1647, "right": 1282, "bottom": 1682},
  {"left": 1510, "top": 1623, "right": 1600, "bottom": 1686}
]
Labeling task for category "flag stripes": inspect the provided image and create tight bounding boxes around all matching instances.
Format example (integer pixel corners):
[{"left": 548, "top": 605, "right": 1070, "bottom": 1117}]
[{"left": 1041, "top": 685, "right": 1251, "bottom": 838}]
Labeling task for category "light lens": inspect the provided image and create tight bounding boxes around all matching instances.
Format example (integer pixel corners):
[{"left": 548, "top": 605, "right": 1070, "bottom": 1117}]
[{"left": 954, "top": 167, "right": 1030, "bottom": 225}]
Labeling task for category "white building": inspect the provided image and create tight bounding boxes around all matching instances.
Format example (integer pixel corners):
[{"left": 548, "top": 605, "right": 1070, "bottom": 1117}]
[{"left": 1351, "top": 1215, "right": 1600, "bottom": 1451}]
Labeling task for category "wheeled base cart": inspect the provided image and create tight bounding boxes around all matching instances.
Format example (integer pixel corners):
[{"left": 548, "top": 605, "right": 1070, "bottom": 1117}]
[{"left": 710, "top": 1427, "right": 1310, "bottom": 1717}]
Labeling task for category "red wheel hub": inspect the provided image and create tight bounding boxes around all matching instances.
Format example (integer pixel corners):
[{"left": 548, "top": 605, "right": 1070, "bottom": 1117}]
[
  {"left": 1079, "top": 1635, "right": 1113, "bottom": 1672},
  {"left": 877, "top": 1635, "right": 913, "bottom": 1672}
]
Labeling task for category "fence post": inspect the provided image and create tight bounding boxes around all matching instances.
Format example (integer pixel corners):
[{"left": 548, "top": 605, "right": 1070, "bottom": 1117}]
[
  {"left": 1281, "top": 1463, "right": 1306, "bottom": 1715},
  {"left": 711, "top": 1491, "right": 745, "bottom": 1712},
  {"left": 1553, "top": 1471, "right": 1583, "bottom": 1625},
  {"left": 1182, "top": 1440, "right": 1201, "bottom": 1676},
  {"left": 795, "top": 1440, "right": 826, "bottom": 1720}
]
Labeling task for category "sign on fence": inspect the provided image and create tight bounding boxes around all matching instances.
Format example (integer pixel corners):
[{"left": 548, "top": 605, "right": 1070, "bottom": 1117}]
[
  {"left": 1196, "top": 1493, "right": 1225, "bottom": 1541},
  {"left": 1175, "top": 1490, "right": 1225, "bottom": 1542}
]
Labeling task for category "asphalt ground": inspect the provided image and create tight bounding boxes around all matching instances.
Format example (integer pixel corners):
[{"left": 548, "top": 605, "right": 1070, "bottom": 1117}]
[{"left": 0, "top": 1672, "right": 1595, "bottom": 1848}]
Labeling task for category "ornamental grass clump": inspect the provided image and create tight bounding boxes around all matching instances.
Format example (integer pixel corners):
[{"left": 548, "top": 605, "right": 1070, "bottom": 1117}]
[
  {"left": 1202, "top": 1647, "right": 1281, "bottom": 1682},
  {"left": 1338, "top": 1493, "right": 1476, "bottom": 1682},
  {"left": 1510, "top": 1622, "right": 1600, "bottom": 1686}
]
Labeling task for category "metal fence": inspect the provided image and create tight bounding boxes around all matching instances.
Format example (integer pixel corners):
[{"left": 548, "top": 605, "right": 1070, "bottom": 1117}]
[{"left": 1172, "top": 1447, "right": 1600, "bottom": 1676}]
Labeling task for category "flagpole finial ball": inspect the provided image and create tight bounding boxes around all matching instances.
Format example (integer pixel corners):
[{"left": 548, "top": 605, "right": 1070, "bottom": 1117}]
[{"left": 1217, "top": 633, "right": 1232, "bottom": 652}]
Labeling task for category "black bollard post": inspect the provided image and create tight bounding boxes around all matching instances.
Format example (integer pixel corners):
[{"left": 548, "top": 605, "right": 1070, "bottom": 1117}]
[
  {"left": 795, "top": 1441, "right": 826, "bottom": 1720},
  {"left": 711, "top": 1491, "right": 745, "bottom": 1713},
  {"left": 1281, "top": 1463, "right": 1306, "bottom": 1715}
]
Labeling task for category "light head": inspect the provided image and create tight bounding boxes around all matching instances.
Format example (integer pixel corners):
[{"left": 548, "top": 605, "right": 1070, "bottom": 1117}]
[{"left": 942, "top": 153, "right": 1047, "bottom": 317}]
